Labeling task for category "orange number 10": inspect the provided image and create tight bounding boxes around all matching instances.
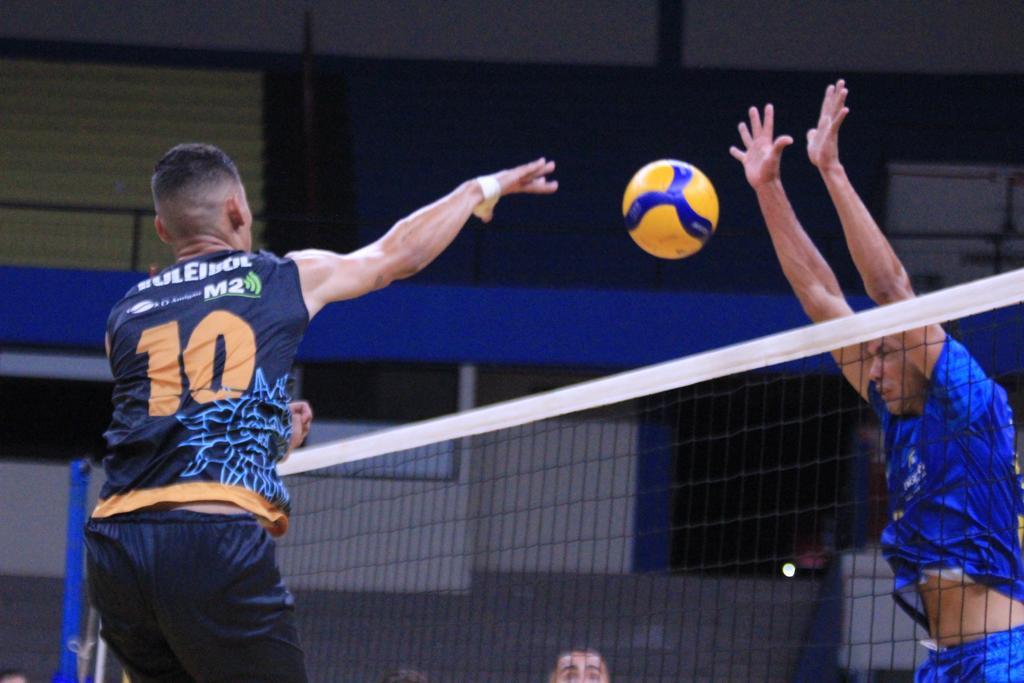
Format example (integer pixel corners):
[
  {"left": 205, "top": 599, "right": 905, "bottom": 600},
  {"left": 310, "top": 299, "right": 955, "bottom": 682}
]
[{"left": 136, "top": 311, "right": 257, "bottom": 416}]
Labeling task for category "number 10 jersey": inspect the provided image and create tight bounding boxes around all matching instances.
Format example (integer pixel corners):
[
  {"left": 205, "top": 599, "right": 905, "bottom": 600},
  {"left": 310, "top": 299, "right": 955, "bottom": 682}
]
[{"left": 94, "top": 250, "right": 309, "bottom": 536}]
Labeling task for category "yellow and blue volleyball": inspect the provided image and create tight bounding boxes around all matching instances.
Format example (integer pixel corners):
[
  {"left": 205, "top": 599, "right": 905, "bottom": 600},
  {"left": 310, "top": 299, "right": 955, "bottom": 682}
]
[{"left": 622, "top": 159, "right": 719, "bottom": 259}]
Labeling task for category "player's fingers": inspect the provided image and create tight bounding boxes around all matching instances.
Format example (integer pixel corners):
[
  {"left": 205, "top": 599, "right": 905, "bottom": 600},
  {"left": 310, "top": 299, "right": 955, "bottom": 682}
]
[
  {"left": 514, "top": 159, "right": 555, "bottom": 187},
  {"left": 728, "top": 146, "right": 746, "bottom": 162},
  {"left": 832, "top": 106, "right": 849, "bottom": 131},
  {"left": 531, "top": 160, "right": 556, "bottom": 178},
  {"left": 748, "top": 106, "right": 762, "bottom": 135},
  {"left": 517, "top": 161, "right": 557, "bottom": 194},
  {"left": 522, "top": 157, "right": 549, "bottom": 174},
  {"left": 502, "top": 158, "right": 546, "bottom": 185},
  {"left": 773, "top": 135, "right": 794, "bottom": 152},
  {"left": 525, "top": 177, "right": 558, "bottom": 194},
  {"left": 763, "top": 103, "right": 776, "bottom": 133},
  {"left": 819, "top": 83, "right": 836, "bottom": 122},
  {"left": 738, "top": 121, "right": 752, "bottom": 147},
  {"left": 834, "top": 84, "right": 848, "bottom": 110}
]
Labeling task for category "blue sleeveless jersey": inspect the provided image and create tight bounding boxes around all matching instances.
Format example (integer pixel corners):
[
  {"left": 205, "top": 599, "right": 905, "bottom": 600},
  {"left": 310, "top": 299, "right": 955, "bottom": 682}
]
[
  {"left": 94, "top": 250, "right": 308, "bottom": 535},
  {"left": 870, "top": 338, "right": 1024, "bottom": 623}
]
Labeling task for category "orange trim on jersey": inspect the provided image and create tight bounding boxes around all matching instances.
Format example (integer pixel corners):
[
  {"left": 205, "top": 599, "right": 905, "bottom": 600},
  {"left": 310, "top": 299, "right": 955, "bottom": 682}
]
[{"left": 91, "top": 482, "right": 289, "bottom": 537}]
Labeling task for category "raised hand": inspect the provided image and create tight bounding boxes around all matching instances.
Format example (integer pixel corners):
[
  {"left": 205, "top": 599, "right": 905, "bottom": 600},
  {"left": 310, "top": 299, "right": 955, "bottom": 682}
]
[
  {"left": 729, "top": 104, "right": 794, "bottom": 189},
  {"left": 498, "top": 157, "right": 558, "bottom": 196},
  {"left": 806, "top": 79, "right": 849, "bottom": 171},
  {"left": 476, "top": 157, "right": 558, "bottom": 223}
]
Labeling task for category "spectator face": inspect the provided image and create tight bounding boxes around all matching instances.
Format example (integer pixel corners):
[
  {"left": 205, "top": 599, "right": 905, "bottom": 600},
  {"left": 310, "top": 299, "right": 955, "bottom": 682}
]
[{"left": 553, "top": 651, "right": 608, "bottom": 683}]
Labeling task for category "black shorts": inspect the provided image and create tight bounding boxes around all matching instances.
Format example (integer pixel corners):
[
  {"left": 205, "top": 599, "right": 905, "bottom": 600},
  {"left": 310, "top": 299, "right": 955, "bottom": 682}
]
[{"left": 85, "top": 510, "right": 307, "bottom": 683}]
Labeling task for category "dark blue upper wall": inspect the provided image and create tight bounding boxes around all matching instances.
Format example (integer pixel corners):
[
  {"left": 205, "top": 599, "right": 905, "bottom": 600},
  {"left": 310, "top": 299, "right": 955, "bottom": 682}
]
[
  {"left": 332, "top": 61, "right": 1024, "bottom": 293},
  {"left": 2, "top": 39, "right": 1022, "bottom": 297}
]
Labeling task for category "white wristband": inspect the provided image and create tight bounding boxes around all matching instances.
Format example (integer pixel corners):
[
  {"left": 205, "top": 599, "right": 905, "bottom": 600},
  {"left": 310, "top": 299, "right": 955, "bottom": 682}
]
[
  {"left": 473, "top": 175, "right": 502, "bottom": 221},
  {"left": 476, "top": 175, "right": 501, "bottom": 201}
]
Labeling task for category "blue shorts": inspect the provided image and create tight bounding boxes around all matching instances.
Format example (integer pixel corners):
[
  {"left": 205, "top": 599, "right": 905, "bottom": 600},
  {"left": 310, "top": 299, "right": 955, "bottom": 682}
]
[
  {"left": 915, "top": 623, "right": 1024, "bottom": 682},
  {"left": 85, "top": 510, "right": 307, "bottom": 683}
]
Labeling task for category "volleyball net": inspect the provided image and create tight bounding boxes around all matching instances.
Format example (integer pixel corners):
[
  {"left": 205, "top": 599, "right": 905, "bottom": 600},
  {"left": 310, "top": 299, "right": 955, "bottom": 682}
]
[{"left": 276, "top": 268, "right": 1024, "bottom": 683}]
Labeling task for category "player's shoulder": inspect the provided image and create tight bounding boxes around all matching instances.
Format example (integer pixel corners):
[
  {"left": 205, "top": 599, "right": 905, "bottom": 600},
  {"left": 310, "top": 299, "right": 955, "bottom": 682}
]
[
  {"left": 282, "top": 247, "right": 329, "bottom": 264},
  {"left": 254, "top": 248, "right": 289, "bottom": 265},
  {"left": 108, "top": 273, "right": 159, "bottom": 323},
  {"left": 932, "top": 336, "right": 984, "bottom": 384},
  {"left": 281, "top": 248, "right": 347, "bottom": 281},
  {"left": 937, "top": 336, "right": 969, "bottom": 362},
  {"left": 209, "top": 248, "right": 296, "bottom": 279}
]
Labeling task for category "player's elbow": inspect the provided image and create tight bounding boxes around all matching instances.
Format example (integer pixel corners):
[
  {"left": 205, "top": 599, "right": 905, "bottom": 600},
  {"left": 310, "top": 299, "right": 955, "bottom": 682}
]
[
  {"left": 802, "top": 301, "right": 838, "bottom": 324},
  {"left": 798, "top": 286, "right": 848, "bottom": 324},
  {"left": 864, "top": 263, "right": 915, "bottom": 305},
  {"left": 866, "top": 281, "right": 914, "bottom": 306}
]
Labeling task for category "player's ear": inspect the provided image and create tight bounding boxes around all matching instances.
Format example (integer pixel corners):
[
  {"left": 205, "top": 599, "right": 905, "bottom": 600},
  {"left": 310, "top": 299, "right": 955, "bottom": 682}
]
[
  {"left": 154, "top": 215, "right": 173, "bottom": 245},
  {"left": 225, "top": 194, "right": 244, "bottom": 232}
]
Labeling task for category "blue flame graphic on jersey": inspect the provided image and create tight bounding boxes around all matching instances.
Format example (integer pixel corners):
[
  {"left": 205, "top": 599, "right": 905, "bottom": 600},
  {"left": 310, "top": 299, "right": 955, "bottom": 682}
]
[{"left": 177, "top": 368, "right": 292, "bottom": 511}]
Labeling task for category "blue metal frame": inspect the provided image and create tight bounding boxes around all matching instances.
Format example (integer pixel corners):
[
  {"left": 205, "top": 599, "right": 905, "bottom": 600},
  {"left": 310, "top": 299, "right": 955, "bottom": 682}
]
[{"left": 53, "top": 459, "right": 91, "bottom": 683}]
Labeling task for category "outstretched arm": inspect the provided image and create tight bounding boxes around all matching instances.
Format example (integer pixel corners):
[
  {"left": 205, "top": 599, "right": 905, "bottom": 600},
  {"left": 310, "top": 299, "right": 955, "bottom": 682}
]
[
  {"left": 730, "top": 104, "right": 869, "bottom": 399},
  {"left": 288, "top": 158, "right": 558, "bottom": 318},
  {"left": 730, "top": 104, "right": 851, "bottom": 324},
  {"left": 808, "top": 79, "right": 945, "bottom": 376}
]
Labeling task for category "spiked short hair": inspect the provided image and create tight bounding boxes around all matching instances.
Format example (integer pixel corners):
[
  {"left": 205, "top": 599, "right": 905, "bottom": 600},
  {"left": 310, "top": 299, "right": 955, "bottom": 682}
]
[{"left": 151, "top": 143, "right": 241, "bottom": 205}]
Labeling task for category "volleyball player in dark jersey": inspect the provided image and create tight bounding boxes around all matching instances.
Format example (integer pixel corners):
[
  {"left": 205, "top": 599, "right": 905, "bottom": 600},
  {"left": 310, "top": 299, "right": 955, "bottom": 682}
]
[
  {"left": 85, "top": 143, "right": 557, "bottom": 682},
  {"left": 731, "top": 82, "right": 1024, "bottom": 680}
]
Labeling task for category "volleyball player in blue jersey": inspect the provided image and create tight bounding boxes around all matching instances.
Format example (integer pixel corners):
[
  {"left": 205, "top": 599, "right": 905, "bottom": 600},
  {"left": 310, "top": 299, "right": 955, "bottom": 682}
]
[
  {"left": 731, "top": 81, "right": 1024, "bottom": 681},
  {"left": 85, "top": 143, "right": 557, "bottom": 682}
]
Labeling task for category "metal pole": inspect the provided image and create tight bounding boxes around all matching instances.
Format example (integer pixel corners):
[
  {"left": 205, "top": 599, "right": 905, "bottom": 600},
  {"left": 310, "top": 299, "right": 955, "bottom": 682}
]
[
  {"left": 78, "top": 607, "right": 98, "bottom": 683},
  {"left": 130, "top": 211, "right": 142, "bottom": 272},
  {"left": 93, "top": 631, "right": 108, "bottom": 683},
  {"left": 302, "top": 9, "right": 318, "bottom": 215},
  {"left": 457, "top": 364, "right": 477, "bottom": 412},
  {"left": 52, "top": 459, "right": 91, "bottom": 683},
  {"left": 455, "top": 364, "right": 477, "bottom": 483}
]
